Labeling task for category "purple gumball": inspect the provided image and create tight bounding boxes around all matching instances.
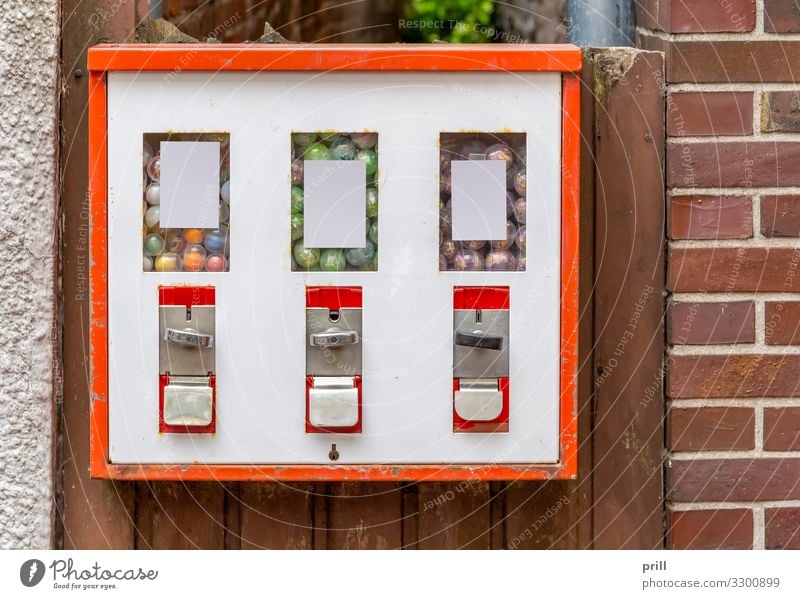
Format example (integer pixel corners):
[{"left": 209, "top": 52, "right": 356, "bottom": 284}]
[
  {"left": 454, "top": 250, "right": 484, "bottom": 271},
  {"left": 514, "top": 197, "right": 527, "bottom": 225},
  {"left": 516, "top": 225, "right": 526, "bottom": 251},
  {"left": 291, "top": 158, "right": 304, "bottom": 185},
  {"left": 485, "top": 143, "right": 513, "bottom": 164},
  {"left": 491, "top": 221, "right": 517, "bottom": 251},
  {"left": 440, "top": 239, "right": 458, "bottom": 261},
  {"left": 485, "top": 250, "right": 517, "bottom": 271}
]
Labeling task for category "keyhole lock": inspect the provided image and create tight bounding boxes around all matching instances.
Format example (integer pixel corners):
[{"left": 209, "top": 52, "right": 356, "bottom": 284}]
[{"left": 328, "top": 443, "right": 340, "bottom": 461}]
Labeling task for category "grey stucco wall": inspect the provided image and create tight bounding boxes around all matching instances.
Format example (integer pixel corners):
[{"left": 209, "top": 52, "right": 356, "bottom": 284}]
[{"left": 0, "top": 1, "right": 58, "bottom": 548}]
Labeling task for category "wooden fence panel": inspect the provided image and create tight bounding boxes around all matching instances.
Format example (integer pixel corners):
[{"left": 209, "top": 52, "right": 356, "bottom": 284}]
[{"left": 60, "top": 12, "right": 665, "bottom": 549}]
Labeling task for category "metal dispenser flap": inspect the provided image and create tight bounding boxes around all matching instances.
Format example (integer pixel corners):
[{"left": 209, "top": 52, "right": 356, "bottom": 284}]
[
  {"left": 454, "top": 379, "right": 504, "bottom": 421},
  {"left": 163, "top": 378, "right": 213, "bottom": 426},
  {"left": 308, "top": 377, "right": 359, "bottom": 428}
]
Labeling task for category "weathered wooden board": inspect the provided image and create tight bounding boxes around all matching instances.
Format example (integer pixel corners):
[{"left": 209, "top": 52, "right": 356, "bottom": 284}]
[{"left": 60, "top": 3, "right": 666, "bottom": 549}]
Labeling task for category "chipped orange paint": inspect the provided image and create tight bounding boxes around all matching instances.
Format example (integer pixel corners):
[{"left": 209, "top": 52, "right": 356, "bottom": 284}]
[{"left": 88, "top": 44, "right": 582, "bottom": 481}]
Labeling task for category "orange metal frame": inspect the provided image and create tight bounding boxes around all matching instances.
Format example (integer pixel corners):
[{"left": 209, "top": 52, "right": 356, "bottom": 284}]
[{"left": 88, "top": 44, "right": 581, "bottom": 481}]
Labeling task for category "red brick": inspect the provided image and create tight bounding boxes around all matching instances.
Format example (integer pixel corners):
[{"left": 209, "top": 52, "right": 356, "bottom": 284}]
[
  {"left": 765, "top": 508, "right": 800, "bottom": 549},
  {"left": 670, "top": 41, "right": 800, "bottom": 83},
  {"left": 669, "top": 248, "right": 800, "bottom": 293},
  {"left": 668, "top": 509, "right": 753, "bottom": 549},
  {"left": 765, "top": 302, "right": 800, "bottom": 345},
  {"left": 668, "top": 92, "right": 753, "bottom": 136},
  {"left": 761, "top": 195, "right": 800, "bottom": 237},
  {"left": 670, "top": 196, "right": 752, "bottom": 240},
  {"left": 762, "top": 92, "right": 800, "bottom": 133},
  {"left": 765, "top": 0, "right": 800, "bottom": 33},
  {"left": 669, "top": 458, "right": 800, "bottom": 501},
  {"left": 669, "top": 407, "right": 755, "bottom": 450},
  {"left": 668, "top": 301, "right": 755, "bottom": 344},
  {"left": 636, "top": 0, "right": 669, "bottom": 31},
  {"left": 670, "top": 0, "right": 755, "bottom": 33},
  {"left": 668, "top": 354, "right": 800, "bottom": 398},
  {"left": 764, "top": 407, "right": 800, "bottom": 450},
  {"left": 668, "top": 142, "right": 800, "bottom": 188}
]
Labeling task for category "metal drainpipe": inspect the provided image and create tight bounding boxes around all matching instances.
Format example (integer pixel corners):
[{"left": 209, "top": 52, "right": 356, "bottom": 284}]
[{"left": 566, "top": 0, "right": 635, "bottom": 47}]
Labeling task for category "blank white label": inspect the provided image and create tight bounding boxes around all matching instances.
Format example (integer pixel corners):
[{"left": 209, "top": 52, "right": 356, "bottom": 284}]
[
  {"left": 304, "top": 160, "right": 366, "bottom": 248},
  {"left": 160, "top": 141, "right": 220, "bottom": 229},
  {"left": 451, "top": 160, "right": 506, "bottom": 240}
]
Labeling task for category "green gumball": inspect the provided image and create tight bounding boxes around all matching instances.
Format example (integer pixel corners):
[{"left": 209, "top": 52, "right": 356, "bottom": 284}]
[
  {"left": 291, "top": 213, "right": 304, "bottom": 241},
  {"left": 319, "top": 249, "right": 347, "bottom": 272},
  {"left": 293, "top": 240, "right": 320, "bottom": 269},
  {"left": 361, "top": 249, "right": 378, "bottom": 271},
  {"left": 368, "top": 220, "right": 379, "bottom": 245},
  {"left": 304, "top": 143, "right": 330, "bottom": 161},
  {"left": 291, "top": 186, "right": 304, "bottom": 213},
  {"left": 365, "top": 186, "right": 379, "bottom": 218},
  {"left": 357, "top": 149, "right": 378, "bottom": 176}
]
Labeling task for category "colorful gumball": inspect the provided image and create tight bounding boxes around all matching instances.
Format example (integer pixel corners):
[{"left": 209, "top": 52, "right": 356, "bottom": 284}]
[
  {"left": 514, "top": 169, "right": 526, "bottom": 196},
  {"left": 368, "top": 220, "right": 379, "bottom": 245},
  {"left": 491, "top": 221, "right": 517, "bottom": 251},
  {"left": 203, "top": 227, "right": 229, "bottom": 254},
  {"left": 293, "top": 240, "right": 320, "bottom": 269},
  {"left": 291, "top": 186, "right": 304, "bottom": 214},
  {"left": 146, "top": 155, "right": 161, "bottom": 181},
  {"left": 143, "top": 254, "right": 153, "bottom": 272},
  {"left": 514, "top": 197, "right": 526, "bottom": 225},
  {"left": 205, "top": 254, "right": 228, "bottom": 272},
  {"left": 182, "top": 244, "right": 207, "bottom": 272},
  {"left": 453, "top": 250, "right": 484, "bottom": 271},
  {"left": 143, "top": 233, "right": 165, "bottom": 256},
  {"left": 154, "top": 252, "right": 182, "bottom": 272},
  {"left": 439, "top": 255, "right": 448, "bottom": 270},
  {"left": 345, "top": 240, "right": 375, "bottom": 268},
  {"left": 291, "top": 159, "right": 304, "bottom": 185},
  {"left": 485, "top": 143, "right": 513, "bottom": 164},
  {"left": 184, "top": 229, "right": 204, "bottom": 245},
  {"left": 440, "top": 239, "right": 458, "bottom": 261},
  {"left": 464, "top": 240, "right": 486, "bottom": 251},
  {"left": 351, "top": 132, "right": 377, "bottom": 150},
  {"left": 164, "top": 230, "right": 186, "bottom": 254},
  {"left": 330, "top": 137, "right": 358, "bottom": 160},
  {"left": 357, "top": 149, "right": 378, "bottom": 176},
  {"left": 290, "top": 213, "right": 304, "bottom": 241},
  {"left": 516, "top": 226, "right": 526, "bottom": 251},
  {"left": 145, "top": 183, "right": 160, "bottom": 206},
  {"left": 320, "top": 249, "right": 346, "bottom": 272},
  {"left": 485, "top": 250, "right": 517, "bottom": 271},
  {"left": 365, "top": 187, "right": 379, "bottom": 218},
  {"left": 516, "top": 255, "right": 527, "bottom": 271},
  {"left": 144, "top": 205, "right": 160, "bottom": 230},
  {"left": 220, "top": 179, "right": 230, "bottom": 204},
  {"left": 219, "top": 201, "right": 230, "bottom": 224},
  {"left": 143, "top": 142, "right": 153, "bottom": 167},
  {"left": 304, "top": 142, "right": 329, "bottom": 161}
]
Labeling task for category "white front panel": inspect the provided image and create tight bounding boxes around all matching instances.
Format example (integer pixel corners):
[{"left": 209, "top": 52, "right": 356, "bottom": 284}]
[{"left": 107, "top": 71, "right": 562, "bottom": 464}]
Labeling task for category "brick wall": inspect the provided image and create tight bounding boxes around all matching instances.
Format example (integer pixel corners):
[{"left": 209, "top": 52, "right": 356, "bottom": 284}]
[{"left": 639, "top": 0, "right": 800, "bottom": 549}]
